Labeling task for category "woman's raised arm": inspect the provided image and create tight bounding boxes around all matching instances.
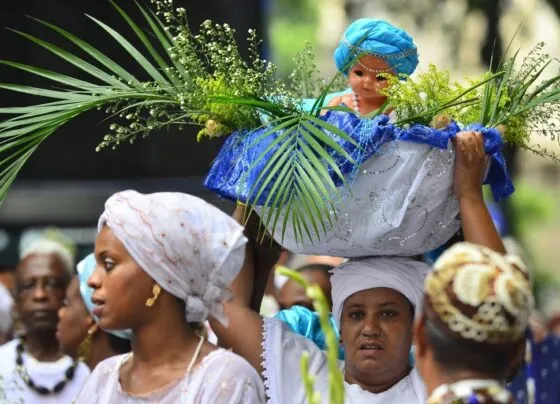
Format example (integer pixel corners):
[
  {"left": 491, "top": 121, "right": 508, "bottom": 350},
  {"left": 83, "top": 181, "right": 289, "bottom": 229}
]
[
  {"left": 210, "top": 205, "right": 281, "bottom": 373},
  {"left": 454, "top": 131, "right": 506, "bottom": 253}
]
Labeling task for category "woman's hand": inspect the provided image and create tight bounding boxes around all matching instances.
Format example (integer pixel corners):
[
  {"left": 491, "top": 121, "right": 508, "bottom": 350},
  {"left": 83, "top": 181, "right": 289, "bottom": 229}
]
[
  {"left": 453, "top": 130, "right": 487, "bottom": 202},
  {"left": 453, "top": 131, "right": 506, "bottom": 253}
]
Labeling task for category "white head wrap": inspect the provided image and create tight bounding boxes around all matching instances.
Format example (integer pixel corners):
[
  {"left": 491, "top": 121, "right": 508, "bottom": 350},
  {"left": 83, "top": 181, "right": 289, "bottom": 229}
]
[
  {"left": 331, "top": 257, "right": 429, "bottom": 329},
  {"left": 0, "top": 283, "right": 14, "bottom": 334},
  {"left": 20, "top": 239, "right": 74, "bottom": 275},
  {"left": 98, "top": 190, "right": 247, "bottom": 326}
]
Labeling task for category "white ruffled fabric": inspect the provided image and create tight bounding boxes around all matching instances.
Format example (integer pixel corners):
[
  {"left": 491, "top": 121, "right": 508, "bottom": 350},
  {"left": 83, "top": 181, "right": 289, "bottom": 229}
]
[
  {"left": 330, "top": 257, "right": 429, "bottom": 328},
  {"left": 261, "top": 141, "right": 461, "bottom": 257},
  {"left": 98, "top": 190, "right": 247, "bottom": 325}
]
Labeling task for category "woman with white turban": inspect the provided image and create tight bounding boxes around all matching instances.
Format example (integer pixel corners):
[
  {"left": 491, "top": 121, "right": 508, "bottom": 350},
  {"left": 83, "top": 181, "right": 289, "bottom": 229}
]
[{"left": 74, "top": 191, "right": 265, "bottom": 404}]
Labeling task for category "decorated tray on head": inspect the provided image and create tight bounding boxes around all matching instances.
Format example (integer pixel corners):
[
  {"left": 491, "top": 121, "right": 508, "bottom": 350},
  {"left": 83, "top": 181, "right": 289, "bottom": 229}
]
[{"left": 0, "top": 1, "right": 558, "bottom": 256}]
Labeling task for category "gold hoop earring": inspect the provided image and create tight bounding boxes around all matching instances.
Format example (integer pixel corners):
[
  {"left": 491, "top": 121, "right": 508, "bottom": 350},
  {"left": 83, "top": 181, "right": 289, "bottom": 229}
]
[{"left": 145, "top": 284, "right": 161, "bottom": 307}]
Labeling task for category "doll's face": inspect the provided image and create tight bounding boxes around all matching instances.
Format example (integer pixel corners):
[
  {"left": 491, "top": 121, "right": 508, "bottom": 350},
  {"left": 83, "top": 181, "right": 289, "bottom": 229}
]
[{"left": 348, "top": 55, "right": 393, "bottom": 102}]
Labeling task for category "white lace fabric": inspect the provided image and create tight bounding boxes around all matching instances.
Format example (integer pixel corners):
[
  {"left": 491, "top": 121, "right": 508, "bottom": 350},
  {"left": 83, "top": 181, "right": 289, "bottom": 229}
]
[{"left": 260, "top": 141, "right": 461, "bottom": 257}]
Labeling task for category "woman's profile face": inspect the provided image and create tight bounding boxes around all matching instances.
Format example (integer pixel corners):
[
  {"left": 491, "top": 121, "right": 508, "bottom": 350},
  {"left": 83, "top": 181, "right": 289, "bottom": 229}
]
[
  {"left": 57, "top": 276, "right": 92, "bottom": 357},
  {"left": 340, "top": 287, "right": 414, "bottom": 386},
  {"left": 347, "top": 55, "right": 393, "bottom": 102},
  {"left": 88, "top": 226, "right": 155, "bottom": 332}
]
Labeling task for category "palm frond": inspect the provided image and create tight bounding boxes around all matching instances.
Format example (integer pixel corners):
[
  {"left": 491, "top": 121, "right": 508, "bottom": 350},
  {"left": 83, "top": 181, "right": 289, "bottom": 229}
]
[
  {"left": 30, "top": 17, "right": 140, "bottom": 86},
  {"left": 0, "top": 1, "right": 369, "bottom": 245},
  {"left": 242, "top": 114, "right": 358, "bottom": 243},
  {"left": 9, "top": 27, "right": 132, "bottom": 88},
  {"left": 110, "top": 0, "right": 181, "bottom": 87},
  {"left": 0, "top": 2, "right": 190, "bottom": 204},
  {"left": 133, "top": 1, "right": 189, "bottom": 80}
]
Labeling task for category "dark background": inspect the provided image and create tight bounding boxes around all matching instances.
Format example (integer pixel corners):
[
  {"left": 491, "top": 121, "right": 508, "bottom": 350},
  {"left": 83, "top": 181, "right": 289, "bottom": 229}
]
[{"left": 0, "top": 0, "right": 267, "bottom": 265}]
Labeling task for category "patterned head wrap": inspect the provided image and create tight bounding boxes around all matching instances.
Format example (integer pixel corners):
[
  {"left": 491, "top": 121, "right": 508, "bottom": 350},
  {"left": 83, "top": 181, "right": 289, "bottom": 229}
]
[
  {"left": 77, "top": 254, "right": 132, "bottom": 339},
  {"left": 98, "top": 190, "right": 247, "bottom": 326},
  {"left": 425, "top": 242, "right": 534, "bottom": 344},
  {"left": 331, "top": 257, "right": 429, "bottom": 329},
  {"left": 334, "top": 18, "right": 419, "bottom": 77}
]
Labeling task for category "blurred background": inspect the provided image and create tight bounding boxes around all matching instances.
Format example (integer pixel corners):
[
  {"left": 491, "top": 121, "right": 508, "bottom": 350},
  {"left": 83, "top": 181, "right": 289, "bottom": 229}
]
[{"left": 0, "top": 0, "right": 558, "bottom": 320}]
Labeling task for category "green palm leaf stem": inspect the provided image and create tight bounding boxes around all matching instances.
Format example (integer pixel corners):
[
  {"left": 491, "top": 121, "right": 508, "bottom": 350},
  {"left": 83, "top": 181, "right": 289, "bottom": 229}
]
[
  {"left": 276, "top": 266, "right": 345, "bottom": 404},
  {"left": 0, "top": 0, "right": 361, "bottom": 246}
]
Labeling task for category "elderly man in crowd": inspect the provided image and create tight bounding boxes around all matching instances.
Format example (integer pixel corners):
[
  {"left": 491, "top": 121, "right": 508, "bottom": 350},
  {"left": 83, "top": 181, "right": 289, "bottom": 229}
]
[{"left": 0, "top": 239, "right": 90, "bottom": 403}]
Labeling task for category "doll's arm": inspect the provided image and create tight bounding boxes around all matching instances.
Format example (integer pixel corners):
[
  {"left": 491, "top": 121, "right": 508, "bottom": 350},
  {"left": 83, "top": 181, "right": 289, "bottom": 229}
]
[
  {"left": 320, "top": 96, "right": 344, "bottom": 116},
  {"left": 327, "top": 96, "right": 343, "bottom": 107}
]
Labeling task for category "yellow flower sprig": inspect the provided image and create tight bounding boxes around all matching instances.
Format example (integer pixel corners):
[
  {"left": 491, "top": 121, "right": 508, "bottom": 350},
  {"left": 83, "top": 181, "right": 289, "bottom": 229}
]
[{"left": 276, "top": 266, "right": 345, "bottom": 404}]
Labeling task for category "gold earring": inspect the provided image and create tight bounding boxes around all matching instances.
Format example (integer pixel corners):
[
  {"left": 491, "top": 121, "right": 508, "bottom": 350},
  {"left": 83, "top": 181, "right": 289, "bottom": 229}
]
[
  {"left": 77, "top": 324, "right": 97, "bottom": 361},
  {"left": 145, "top": 284, "right": 161, "bottom": 307}
]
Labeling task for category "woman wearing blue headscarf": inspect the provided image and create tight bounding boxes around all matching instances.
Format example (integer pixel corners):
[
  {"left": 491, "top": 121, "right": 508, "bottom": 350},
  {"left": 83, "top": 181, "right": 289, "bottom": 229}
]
[{"left": 57, "top": 254, "right": 131, "bottom": 370}]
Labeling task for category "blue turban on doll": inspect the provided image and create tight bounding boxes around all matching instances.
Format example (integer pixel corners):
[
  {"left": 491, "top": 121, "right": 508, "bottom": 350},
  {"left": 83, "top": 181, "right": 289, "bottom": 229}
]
[
  {"left": 77, "top": 253, "right": 132, "bottom": 340},
  {"left": 334, "top": 18, "right": 418, "bottom": 77}
]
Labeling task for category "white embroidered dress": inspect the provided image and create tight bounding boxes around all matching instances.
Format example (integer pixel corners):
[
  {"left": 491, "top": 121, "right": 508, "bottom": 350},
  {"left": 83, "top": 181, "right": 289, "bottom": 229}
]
[
  {"left": 75, "top": 348, "right": 265, "bottom": 404},
  {"left": 262, "top": 318, "right": 426, "bottom": 404}
]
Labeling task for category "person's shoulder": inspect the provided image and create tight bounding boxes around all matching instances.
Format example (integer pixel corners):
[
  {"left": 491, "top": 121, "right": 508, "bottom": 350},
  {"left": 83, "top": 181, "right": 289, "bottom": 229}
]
[
  {"left": 204, "top": 348, "right": 253, "bottom": 367},
  {"left": 0, "top": 338, "right": 17, "bottom": 353},
  {"left": 74, "top": 355, "right": 125, "bottom": 403},
  {"left": 203, "top": 348, "right": 260, "bottom": 377},
  {"left": 74, "top": 360, "right": 92, "bottom": 379},
  {"left": 97, "top": 353, "right": 129, "bottom": 367},
  {"left": 0, "top": 339, "right": 17, "bottom": 372},
  {"left": 90, "top": 353, "right": 129, "bottom": 375}
]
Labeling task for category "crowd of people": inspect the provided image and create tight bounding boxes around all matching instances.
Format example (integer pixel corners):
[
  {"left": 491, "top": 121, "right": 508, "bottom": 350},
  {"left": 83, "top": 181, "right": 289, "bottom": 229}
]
[
  {"left": 0, "top": 180, "right": 557, "bottom": 403},
  {"left": 0, "top": 15, "right": 558, "bottom": 404},
  {"left": 0, "top": 151, "right": 557, "bottom": 403}
]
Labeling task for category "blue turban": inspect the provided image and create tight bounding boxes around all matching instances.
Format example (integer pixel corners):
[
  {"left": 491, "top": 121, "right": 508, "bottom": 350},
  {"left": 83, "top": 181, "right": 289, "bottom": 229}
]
[
  {"left": 334, "top": 18, "right": 418, "bottom": 77},
  {"left": 77, "top": 253, "right": 132, "bottom": 340}
]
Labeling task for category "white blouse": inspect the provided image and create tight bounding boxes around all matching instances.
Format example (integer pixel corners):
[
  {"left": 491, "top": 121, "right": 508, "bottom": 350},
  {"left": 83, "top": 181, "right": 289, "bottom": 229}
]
[
  {"left": 75, "top": 348, "right": 265, "bottom": 404},
  {"left": 262, "top": 318, "right": 426, "bottom": 404}
]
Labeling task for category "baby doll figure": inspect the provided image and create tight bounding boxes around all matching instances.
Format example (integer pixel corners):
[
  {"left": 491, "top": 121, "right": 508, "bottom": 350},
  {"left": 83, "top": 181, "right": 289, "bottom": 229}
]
[
  {"left": 331, "top": 54, "right": 392, "bottom": 115},
  {"left": 327, "top": 19, "right": 419, "bottom": 116}
]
